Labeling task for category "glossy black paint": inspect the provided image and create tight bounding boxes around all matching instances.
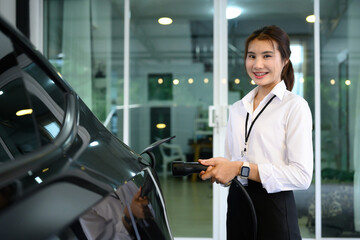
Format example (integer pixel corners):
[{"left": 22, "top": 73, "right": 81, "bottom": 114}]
[{"left": 0, "top": 15, "right": 172, "bottom": 240}]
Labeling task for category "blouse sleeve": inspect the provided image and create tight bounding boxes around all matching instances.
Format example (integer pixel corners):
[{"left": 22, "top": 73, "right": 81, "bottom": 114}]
[{"left": 259, "top": 98, "right": 314, "bottom": 193}]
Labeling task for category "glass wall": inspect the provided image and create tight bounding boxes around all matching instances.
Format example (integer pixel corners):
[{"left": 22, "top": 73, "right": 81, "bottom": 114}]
[
  {"left": 320, "top": 0, "right": 360, "bottom": 237},
  {"left": 128, "top": 0, "right": 213, "bottom": 237},
  {"left": 42, "top": 0, "right": 360, "bottom": 238},
  {"left": 43, "top": 0, "right": 124, "bottom": 127},
  {"left": 227, "top": 0, "right": 315, "bottom": 238}
]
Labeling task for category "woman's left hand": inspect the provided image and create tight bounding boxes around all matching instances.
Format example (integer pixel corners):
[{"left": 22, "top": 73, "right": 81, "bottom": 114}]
[{"left": 198, "top": 158, "right": 241, "bottom": 184}]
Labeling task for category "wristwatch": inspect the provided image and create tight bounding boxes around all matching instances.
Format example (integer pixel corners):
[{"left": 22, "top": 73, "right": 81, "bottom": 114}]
[{"left": 240, "top": 162, "right": 250, "bottom": 179}]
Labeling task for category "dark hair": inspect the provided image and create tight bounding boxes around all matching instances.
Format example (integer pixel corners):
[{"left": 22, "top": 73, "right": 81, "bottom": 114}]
[{"left": 244, "top": 25, "right": 294, "bottom": 91}]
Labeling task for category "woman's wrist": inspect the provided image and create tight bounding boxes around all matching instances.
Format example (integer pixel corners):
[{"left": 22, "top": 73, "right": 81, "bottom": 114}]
[{"left": 235, "top": 161, "right": 243, "bottom": 176}]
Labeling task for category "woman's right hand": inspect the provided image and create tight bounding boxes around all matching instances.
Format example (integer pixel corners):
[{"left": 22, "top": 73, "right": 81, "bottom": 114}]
[{"left": 198, "top": 158, "right": 242, "bottom": 184}]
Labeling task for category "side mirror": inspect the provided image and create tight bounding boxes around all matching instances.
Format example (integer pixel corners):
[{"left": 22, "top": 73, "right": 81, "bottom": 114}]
[{"left": 140, "top": 136, "right": 175, "bottom": 169}]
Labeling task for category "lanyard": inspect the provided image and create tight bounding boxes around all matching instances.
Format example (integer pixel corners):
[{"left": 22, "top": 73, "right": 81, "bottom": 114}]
[{"left": 242, "top": 95, "right": 276, "bottom": 157}]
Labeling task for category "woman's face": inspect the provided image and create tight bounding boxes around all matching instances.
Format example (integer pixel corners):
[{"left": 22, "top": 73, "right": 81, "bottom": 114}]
[{"left": 245, "top": 39, "right": 287, "bottom": 90}]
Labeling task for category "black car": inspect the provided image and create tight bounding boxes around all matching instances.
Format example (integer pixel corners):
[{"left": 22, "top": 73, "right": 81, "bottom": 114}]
[{"left": 0, "top": 15, "right": 173, "bottom": 240}]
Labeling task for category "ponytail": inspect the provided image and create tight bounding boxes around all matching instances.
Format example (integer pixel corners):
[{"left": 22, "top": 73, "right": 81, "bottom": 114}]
[{"left": 282, "top": 60, "right": 294, "bottom": 91}]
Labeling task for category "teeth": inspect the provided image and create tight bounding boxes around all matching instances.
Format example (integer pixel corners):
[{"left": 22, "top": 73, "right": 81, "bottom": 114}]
[{"left": 255, "top": 73, "right": 266, "bottom": 76}]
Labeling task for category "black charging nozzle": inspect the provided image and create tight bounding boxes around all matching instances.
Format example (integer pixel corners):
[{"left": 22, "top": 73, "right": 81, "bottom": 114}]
[{"left": 172, "top": 161, "right": 208, "bottom": 177}]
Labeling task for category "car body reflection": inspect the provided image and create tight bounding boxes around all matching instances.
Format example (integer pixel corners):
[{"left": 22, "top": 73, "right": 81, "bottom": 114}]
[
  {"left": 79, "top": 168, "right": 169, "bottom": 240},
  {"left": 0, "top": 15, "right": 173, "bottom": 240}
]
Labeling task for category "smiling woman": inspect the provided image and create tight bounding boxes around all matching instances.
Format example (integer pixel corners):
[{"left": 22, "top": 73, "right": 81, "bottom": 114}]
[
  {"left": 199, "top": 25, "right": 313, "bottom": 240},
  {"left": 245, "top": 39, "right": 286, "bottom": 106}
]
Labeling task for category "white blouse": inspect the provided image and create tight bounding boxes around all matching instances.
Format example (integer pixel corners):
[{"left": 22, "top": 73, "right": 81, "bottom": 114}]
[{"left": 225, "top": 81, "right": 313, "bottom": 193}]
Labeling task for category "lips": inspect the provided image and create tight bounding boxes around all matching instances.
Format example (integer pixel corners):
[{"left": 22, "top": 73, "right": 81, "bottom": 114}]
[{"left": 253, "top": 72, "right": 268, "bottom": 79}]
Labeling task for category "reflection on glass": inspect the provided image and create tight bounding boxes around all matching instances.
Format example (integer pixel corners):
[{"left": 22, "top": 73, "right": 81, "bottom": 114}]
[
  {"left": 0, "top": 33, "right": 37, "bottom": 161},
  {"left": 15, "top": 109, "right": 33, "bottom": 116},
  {"left": 0, "top": 29, "right": 65, "bottom": 162},
  {"left": 44, "top": 122, "right": 60, "bottom": 139},
  {"left": 129, "top": 1, "right": 214, "bottom": 237},
  {"left": 320, "top": 0, "right": 360, "bottom": 237},
  {"left": 44, "top": 0, "right": 125, "bottom": 123}
]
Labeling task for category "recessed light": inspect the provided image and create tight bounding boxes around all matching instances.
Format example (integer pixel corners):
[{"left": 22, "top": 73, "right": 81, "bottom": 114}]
[
  {"left": 226, "top": 7, "right": 242, "bottom": 19},
  {"left": 156, "top": 123, "right": 166, "bottom": 129},
  {"left": 306, "top": 14, "right": 316, "bottom": 23},
  {"left": 158, "top": 17, "right": 173, "bottom": 25}
]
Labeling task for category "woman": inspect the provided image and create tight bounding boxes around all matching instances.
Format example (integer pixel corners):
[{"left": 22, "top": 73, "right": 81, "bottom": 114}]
[{"left": 199, "top": 25, "right": 313, "bottom": 240}]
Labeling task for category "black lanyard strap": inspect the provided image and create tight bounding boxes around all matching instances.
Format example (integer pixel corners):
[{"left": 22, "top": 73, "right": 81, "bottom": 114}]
[{"left": 244, "top": 95, "right": 276, "bottom": 154}]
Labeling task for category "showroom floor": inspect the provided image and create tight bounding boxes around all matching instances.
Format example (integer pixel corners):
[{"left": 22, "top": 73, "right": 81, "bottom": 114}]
[
  {"left": 160, "top": 175, "right": 314, "bottom": 239},
  {"left": 160, "top": 175, "right": 213, "bottom": 238}
]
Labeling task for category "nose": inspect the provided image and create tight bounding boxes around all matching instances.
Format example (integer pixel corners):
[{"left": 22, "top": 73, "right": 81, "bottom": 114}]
[{"left": 254, "top": 58, "right": 264, "bottom": 69}]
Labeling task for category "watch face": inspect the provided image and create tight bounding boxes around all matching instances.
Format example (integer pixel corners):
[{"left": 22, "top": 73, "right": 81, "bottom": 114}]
[{"left": 241, "top": 166, "right": 250, "bottom": 177}]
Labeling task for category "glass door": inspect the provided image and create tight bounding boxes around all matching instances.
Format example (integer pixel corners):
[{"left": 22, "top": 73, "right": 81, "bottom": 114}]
[
  {"left": 227, "top": 0, "right": 315, "bottom": 238},
  {"left": 128, "top": 0, "right": 214, "bottom": 238}
]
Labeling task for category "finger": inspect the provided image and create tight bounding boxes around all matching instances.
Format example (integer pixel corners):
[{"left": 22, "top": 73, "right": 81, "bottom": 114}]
[
  {"left": 200, "top": 164, "right": 216, "bottom": 180},
  {"left": 200, "top": 171, "right": 212, "bottom": 180},
  {"left": 198, "top": 159, "right": 216, "bottom": 166},
  {"left": 140, "top": 199, "right": 149, "bottom": 206},
  {"left": 134, "top": 187, "right": 142, "bottom": 199}
]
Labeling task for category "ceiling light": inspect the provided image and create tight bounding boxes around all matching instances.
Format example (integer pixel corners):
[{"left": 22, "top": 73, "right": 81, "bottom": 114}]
[
  {"left": 0, "top": 90, "right": 3, "bottom": 95},
  {"left": 234, "top": 78, "right": 240, "bottom": 84},
  {"left": 306, "top": 14, "right": 316, "bottom": 23},
  {"left": 204, "top": 78, "right": 209, "bottom": 84},
  {"left": 156, "top": 123, "right": 166, "bottom": 129},
  {"left": 188, "top": 78, "right": 194, "bottom": 84},
  {"left": 158, "top": 78, "right": 164, "bottom": 84},
  {"left": 226, "top": 7, "right": 242, "bottom": 19},
  {"left": 158, "top": 17, "right": 173, "bottom": 25},
  {"left": 330, "top": 79, "right": 336, "bottom": 85},
  {"left": 16, "top": 109, "right": 33, "bottom": 116},
  {"left": 173, "top": 79, "right": 179, "bottom": 85},
  {"left": 345, "top": 79, "right": 351, "bottom": 86}
]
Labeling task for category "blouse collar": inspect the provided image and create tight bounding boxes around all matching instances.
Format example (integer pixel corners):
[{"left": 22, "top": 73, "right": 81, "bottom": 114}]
[{"left": 241, "top": 80, "right": 287, "bottom": 114}]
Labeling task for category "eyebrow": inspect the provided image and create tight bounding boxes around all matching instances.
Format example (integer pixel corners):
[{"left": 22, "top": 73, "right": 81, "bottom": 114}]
[{"left": 247, "top": 51, "right": 274, "bottom": 54}]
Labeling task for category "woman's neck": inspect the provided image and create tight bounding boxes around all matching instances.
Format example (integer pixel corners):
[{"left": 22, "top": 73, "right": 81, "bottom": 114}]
[{"left": 253, "top": 82, "right": 279, "bottom": 110}]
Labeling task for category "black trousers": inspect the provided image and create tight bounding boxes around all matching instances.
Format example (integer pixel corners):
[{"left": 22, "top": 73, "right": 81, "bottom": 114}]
[{"left": 227, "top": 180, "right": 301, "bottom": 240}]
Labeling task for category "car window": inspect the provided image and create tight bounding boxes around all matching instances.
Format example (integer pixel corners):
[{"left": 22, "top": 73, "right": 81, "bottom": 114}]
[{"left": 0, "top": 30, "right": 66, "bottom": 163}]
